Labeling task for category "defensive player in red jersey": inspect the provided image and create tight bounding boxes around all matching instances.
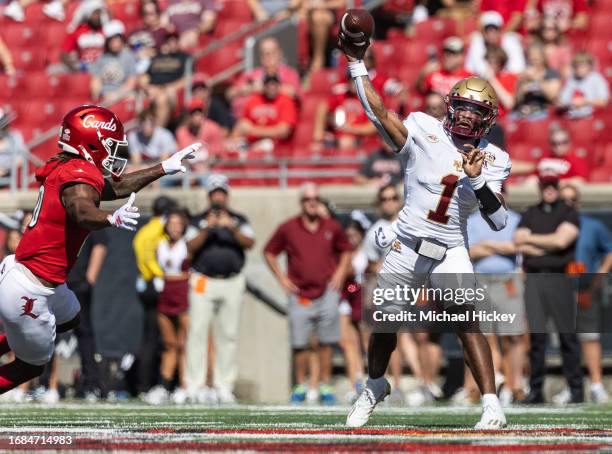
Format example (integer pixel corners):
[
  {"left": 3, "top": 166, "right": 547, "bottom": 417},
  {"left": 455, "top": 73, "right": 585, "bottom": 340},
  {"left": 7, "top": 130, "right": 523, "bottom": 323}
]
[{"left": 0, "top": 104, "right": 200, "bottom": 393}]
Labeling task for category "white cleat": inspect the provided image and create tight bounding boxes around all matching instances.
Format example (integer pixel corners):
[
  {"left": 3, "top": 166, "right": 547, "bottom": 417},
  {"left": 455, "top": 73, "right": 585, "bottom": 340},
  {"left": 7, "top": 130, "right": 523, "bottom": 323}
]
[
  {"left": 346, "top": 378, "right": 391, "bottom": 428},
  {"left": 474, "top": 403, "right": 507, "bottom": 430},
  {"left": 590, "top": 382, "right": 610, "bottom": 404}
]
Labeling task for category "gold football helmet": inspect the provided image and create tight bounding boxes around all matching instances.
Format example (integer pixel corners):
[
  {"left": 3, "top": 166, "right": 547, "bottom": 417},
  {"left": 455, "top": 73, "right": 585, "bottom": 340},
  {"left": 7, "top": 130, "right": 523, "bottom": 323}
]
[{"left": 444, "top": 77, "right": 499, "bottom": 139}]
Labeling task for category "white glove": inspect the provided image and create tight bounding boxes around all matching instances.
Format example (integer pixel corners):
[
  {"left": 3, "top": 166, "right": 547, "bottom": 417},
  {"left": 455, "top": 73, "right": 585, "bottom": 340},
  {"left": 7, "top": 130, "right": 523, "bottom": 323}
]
[
  {"left": 107, "top": 192, "right": 140, "bottom": 231},
  {"left": 161, "top": 142, "right": 201, "bottom": 174},
  {"left": 152, "top": 277, "right": 165, "bottom": 293}
]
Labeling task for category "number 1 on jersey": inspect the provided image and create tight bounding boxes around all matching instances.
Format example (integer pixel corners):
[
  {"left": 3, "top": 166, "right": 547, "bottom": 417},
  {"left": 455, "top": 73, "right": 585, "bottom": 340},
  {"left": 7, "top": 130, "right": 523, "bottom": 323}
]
[{"left": 427, "top": 174, "right": 459, "bottom": 225}]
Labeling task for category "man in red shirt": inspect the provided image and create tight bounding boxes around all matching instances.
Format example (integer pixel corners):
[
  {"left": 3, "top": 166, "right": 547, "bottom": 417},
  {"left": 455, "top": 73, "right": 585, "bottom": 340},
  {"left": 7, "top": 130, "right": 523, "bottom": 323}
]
[
  {"left": 264, "top": 183, "right": 352, "bottom": 404},
  {"left": 232, "top": 73, "right": 297, "bottom": 151},
  {"left": 417, "top": 37, "right": 472, "bottom": 96},
  {"left": 529, "top": 0, "right": 588, "bottom": 32},
  {"left": 60, "top": 5, "right": 106, "bottom": 72},
  {"left": 537, "top": 126, "right": 588, "bottom": 183},
  {"left": 0, "top": 105, "right": 198, "bottom": 395}
]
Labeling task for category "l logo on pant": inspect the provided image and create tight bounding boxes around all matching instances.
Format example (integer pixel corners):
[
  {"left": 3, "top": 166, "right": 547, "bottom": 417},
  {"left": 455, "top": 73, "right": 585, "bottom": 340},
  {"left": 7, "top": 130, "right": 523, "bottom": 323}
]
[{"left": 20, "top": 296, "right": 39, "bottom": 319}]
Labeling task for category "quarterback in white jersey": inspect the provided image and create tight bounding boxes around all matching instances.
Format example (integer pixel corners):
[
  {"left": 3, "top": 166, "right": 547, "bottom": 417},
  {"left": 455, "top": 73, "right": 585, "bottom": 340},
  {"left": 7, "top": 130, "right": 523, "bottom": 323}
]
[{"left": 338, "top": 19, "right": 510, "bottom": 431}]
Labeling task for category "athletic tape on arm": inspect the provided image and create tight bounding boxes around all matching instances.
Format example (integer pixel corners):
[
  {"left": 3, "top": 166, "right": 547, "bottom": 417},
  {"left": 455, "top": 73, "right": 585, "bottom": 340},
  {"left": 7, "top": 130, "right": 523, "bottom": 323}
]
[{"left": 470, "top": 176, "right": 507, "bottom": 231}]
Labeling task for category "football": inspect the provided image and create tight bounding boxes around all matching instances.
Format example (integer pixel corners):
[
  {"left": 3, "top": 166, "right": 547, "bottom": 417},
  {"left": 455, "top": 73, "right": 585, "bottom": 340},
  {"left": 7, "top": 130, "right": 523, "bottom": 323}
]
[{"left": 338, "top": 9, "right": 375, "bottom": 57}]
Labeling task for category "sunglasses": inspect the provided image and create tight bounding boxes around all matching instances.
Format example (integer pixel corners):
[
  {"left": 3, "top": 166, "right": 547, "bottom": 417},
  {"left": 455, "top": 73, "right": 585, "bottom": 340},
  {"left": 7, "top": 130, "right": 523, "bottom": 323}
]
[
  {"left": 301, "top": 196, "right": 320, "bottom": 203},
  {"left": 551, "top": 139, "right": 569, "bottom": 147},
  {"left": 379, "top": 195, "right": 399, "bottom": 202}
]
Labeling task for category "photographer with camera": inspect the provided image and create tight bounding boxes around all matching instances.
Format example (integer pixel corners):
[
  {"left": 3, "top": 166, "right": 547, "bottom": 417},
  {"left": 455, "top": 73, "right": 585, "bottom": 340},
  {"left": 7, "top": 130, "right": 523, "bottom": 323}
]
[{"left": 184, "top": 174, "right": 255, "bottom": 404}]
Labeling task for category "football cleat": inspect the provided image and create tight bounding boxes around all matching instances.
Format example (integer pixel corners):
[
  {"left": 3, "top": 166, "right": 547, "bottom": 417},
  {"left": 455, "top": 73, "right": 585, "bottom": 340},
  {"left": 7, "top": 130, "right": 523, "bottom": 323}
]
[
  {"left": 474, "top": 402, "right": 507, "bottom": 430},
  {"left": 346, "top": 378, "right": 391, "bottom": 428}
]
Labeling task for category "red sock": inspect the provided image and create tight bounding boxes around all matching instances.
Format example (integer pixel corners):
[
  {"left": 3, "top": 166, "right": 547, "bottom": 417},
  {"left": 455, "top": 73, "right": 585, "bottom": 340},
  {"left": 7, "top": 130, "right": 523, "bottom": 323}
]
[{"left": 0, "top": 334, "right": 11, "bottom": 356}]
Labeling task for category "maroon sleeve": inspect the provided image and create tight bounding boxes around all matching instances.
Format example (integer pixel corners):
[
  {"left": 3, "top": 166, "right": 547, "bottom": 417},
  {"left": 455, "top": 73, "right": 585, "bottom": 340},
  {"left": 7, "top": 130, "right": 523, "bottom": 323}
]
[
  {"left": 331, "top": 220, "right": 354, "bottom": 253},
  {"left": 264, "top": 222, "right": 287, "bottom": 256}
]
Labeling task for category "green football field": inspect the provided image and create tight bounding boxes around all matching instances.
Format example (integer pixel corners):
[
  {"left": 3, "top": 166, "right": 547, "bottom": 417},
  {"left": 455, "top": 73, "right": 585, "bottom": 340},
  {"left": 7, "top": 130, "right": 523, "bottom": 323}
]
[{"left": 0, "top": 403, "right": 611, "bottom": 451}]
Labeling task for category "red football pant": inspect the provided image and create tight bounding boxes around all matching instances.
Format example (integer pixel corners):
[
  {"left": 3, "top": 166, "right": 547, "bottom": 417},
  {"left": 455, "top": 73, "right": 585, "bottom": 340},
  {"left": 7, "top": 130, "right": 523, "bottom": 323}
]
[{"left": 0, "top": 359, "right": 44, "bottom": 394}]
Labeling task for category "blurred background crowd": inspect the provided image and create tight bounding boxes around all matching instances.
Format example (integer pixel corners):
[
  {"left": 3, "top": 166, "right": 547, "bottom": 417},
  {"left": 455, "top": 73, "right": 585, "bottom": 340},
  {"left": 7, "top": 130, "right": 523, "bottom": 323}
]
[{"left": 0, "top": 0, "right": 609, "bottom": 187}]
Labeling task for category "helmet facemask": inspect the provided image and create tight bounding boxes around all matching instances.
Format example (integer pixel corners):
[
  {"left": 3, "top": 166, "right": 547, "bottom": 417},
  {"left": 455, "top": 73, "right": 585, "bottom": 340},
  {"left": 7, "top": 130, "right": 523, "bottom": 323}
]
[
  {"left": 444, "top": 96, "right": 497, "bottom": 139},
  {"left": 98, "top": 129, "right": 128, "bottom": 177}
]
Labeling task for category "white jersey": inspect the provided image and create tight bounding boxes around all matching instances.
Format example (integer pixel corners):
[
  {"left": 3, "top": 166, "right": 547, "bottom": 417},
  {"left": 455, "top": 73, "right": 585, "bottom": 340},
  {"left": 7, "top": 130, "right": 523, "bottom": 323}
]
[{"left": 395, "top": 112, "right": 511, "bottom": 248}]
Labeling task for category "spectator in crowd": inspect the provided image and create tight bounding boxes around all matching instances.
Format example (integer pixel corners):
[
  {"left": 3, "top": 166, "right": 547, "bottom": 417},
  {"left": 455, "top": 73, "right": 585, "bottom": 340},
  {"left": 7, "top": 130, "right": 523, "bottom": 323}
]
[
  {"left": 60, "top": 0, "right": 107, "bottom": 72},
  {"left": 0, "top": 37, "right": 15, "bottom": 76},
  {"left": 515, "top": 174, "right": 584, "bottom": 404},
  {"left": 355, "top": 141, "right": 406, "bottom": 186},
  {"left": 174, "top": 98, "right": 223, "bottom": 183},
  {"left": 468, "top": 186, "right": 526, "bottom": 405},
  {"left": 423, "top": 92, "right": 446, "bottom": 121},
  {"left": 560, "top": 184, "right": 612, "bottom": 404},
  {"left": 558, "top": 51, "right": 610, "bottom": 120},
  {"left": 513, "top": 42, "right": 561, "bottom": 120},
  {"left": 66, "top": 229, "right": 108, "bottom": 401},
  {"left": 339, "top": 211, "right": 370, "bottom": 402},
  {"left": 313, "top": 76, "right": 377, "bottom": 151},
  {"left": 537, "top": 126, "right": 588, "bottom": 184},
  {"left": 231, "top": 73, "right": 297, "bottom": 152},
  {"left": 185, "top": 174, "right": 255, "bottom": 404},
  {"left": 176, "top": 98, "right": 225, "bottom": 157},
  {"left": 296, "top": 0, "right": 347, "bottom": 72},
  {"left": 191, "top": 73, "right": 235, "bottom": 132},
  {"left": 481, "top": 45, "right": 518, "bottom": 119},
  {"left": 90, "top": 20, "right": 137, "bottom": 104},
  {"left": 141, "top": 32, "right": 191, "bottom": 127},
  {"left": 246, "top": 0, "right": 290, "bottom": 20},
  {"left": 465, "top": 11, "right": 525, "bottom": 78},
  {"left": 133, "top": 196, "right": 178, "bottom": 396},
  {"left": 539, "top": 16, "right": 572, "bottom": 78},
  {"left": 0, "top": 106, "right": 26, "bottom": 185},
  {"left": 526, "top": 0, "right": 588, "bottom": 33},
  {"left": 228, "top": 37, "right": 301, "bottom": 117},
  {"left": 264, "top": 183, "right": 352, "bottom": 403},
  {"left": 128, "top": 108, "right": 178, "bottom": 167},
  {"left": 417, "top": 37, "right": 472, "bottom": 96},
  {"left": 145, "top": 208, "right": 192, "bottom": 405},
  {"left": 479, "top": 0, "right": 527, "bottom": 32},
  {"left": 128, "top": 1, "right": 171, "bottom": 74},
  {"left": 164, "top": 0, "right": 219, "bottom": 50}
]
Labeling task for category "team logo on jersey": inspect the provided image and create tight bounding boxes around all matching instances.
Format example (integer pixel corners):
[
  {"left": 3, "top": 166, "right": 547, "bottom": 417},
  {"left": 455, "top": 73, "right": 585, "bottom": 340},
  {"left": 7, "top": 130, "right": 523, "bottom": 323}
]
[
  {"left": 20, "top": 297, "right": 39, "bottom": 319},
  {"left": 483, "top": 151, "right": 496, "bottom": 168},
  {"left": 453, "top": 160, "right": 463, "bottom": 172},
  {"left": 392, "top": 240, "right": 402, "bottom": 252},
  {"left": 82, "top": 115, "right": 117, "bottom": 132},
  {"left": 425, "top": 134, "right": 440, "bottom": 143}
]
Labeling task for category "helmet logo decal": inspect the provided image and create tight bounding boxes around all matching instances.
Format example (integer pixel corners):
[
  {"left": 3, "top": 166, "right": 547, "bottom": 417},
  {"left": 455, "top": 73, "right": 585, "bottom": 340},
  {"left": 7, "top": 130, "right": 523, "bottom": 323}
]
[
  {"left": 61, "top": 127, "right": 70, "bottom": 142},
  {"left": 82, "top": 114, "right": 117, "bottom": 132}
]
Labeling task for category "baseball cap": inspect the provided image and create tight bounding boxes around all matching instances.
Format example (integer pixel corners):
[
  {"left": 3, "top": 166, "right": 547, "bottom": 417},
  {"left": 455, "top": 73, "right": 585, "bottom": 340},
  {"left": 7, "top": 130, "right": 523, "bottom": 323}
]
[
  {"left": 206, "top": 174, "right": 229, "bottom": 193},
  {"left": 538, "top": 173, "right": 560, "bottom": 189},
  {"left": 192, "top": 73, "right": 210, "bottom": 89},
  {"left": 103, "top": 19, "right": 125, "bottom": 38},
  {"left": 480, "top": 11, "right": 504, "bottom": 29},
  {"left": 442, "top": 36, "right": 464, "bottom": 53},
  {"left": 187, "top": 98, "right": 205, "bottom": 113}
]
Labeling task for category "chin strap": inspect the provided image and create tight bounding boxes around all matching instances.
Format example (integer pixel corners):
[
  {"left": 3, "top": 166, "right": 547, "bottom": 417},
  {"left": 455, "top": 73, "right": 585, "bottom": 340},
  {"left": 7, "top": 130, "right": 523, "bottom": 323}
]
[{"left": 469, "top": 174, "right": 507, "bottom": 231}]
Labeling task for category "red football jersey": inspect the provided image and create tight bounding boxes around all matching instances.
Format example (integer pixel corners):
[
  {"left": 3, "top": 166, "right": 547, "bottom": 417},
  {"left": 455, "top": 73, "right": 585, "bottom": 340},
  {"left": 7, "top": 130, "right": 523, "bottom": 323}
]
[{"left": 16, "top": 158, "right": 105, "bottom": 284}]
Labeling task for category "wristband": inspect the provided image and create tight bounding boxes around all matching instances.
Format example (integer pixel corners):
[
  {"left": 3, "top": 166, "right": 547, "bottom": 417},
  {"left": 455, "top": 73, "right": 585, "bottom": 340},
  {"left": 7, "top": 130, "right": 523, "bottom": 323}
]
[
  {"left": 469, "top": 173, "right": 486, "bottom": 190},
  {"left": 348, "top": 60, "right": 368, "bottom": 79}
]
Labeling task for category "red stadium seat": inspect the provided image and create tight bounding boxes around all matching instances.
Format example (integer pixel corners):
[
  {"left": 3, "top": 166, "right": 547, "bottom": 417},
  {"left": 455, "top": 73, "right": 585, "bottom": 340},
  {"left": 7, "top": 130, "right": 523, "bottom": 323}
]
[
  {"left": 412, "top": 18, "right": 455, "bottom": 43},
  {"left": 587, "top": 38, "right": 612, "bottom": 64},
  {"left": 196, "top": 43, "right": 243, "bottom": 76},
  {"left": 0, "top": 24, "right": 39, "bottom": 48},
  {"left": 108, "top": 1, "right": 142, "bottom": 29},
  {"left": 218, "top": 0, "right": 253, "bottom": 23},
  {"left": 13, "top": 48, "right": 47, "bottom": 71},
  {"left": 306, "top": 69, "right": 342, "bottom": 97}
]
